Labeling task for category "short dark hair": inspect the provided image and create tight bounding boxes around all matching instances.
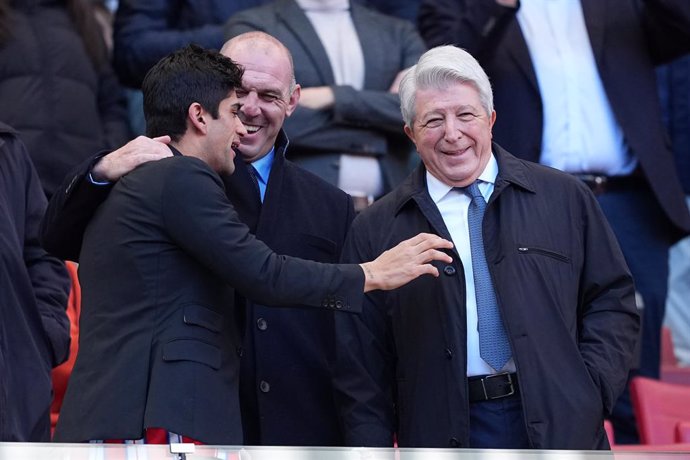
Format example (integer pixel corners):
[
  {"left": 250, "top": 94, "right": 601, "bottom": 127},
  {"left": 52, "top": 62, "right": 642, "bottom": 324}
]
[{"left": 142, "top": 44, "right": 243, "bottom": 142}]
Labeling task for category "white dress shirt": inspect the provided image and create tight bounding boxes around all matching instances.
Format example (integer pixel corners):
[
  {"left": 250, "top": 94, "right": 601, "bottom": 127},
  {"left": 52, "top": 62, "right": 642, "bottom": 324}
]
[
  {"left": 517, "top": 0, "right": 636, "bottom": 175},
  {"left": 427, "top": 155, "right": 516, "bottom": 376}
]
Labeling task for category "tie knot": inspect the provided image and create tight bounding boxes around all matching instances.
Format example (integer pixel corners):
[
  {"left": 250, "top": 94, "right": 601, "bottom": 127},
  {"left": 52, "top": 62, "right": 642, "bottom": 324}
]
[{"left": 461, "top": 181, "right": 484, "bottom": 201}]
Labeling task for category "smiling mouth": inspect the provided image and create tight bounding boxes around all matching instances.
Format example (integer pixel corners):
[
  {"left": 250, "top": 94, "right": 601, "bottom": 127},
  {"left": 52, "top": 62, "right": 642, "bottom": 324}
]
[
  {"left": 244, "top": 124, "right": 261, "bottom": 134},
  {"left": 443, "top": 145, "right": 470, "bottom": 156}
]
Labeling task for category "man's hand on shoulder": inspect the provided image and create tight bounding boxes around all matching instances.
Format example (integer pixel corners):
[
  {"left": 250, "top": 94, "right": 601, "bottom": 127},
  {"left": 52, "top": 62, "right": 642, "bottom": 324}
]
[{"left": 91, "top": 135, "right": 172, "bottom": 182}]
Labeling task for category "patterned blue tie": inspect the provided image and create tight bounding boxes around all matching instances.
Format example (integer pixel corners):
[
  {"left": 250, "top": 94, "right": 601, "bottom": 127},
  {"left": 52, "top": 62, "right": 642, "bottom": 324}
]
[
  {"left": 247, "top": 164, "right": 262, "bottom": 201},
  {"left": 463, "top": 181, "right": 512, "bottom": 371}
]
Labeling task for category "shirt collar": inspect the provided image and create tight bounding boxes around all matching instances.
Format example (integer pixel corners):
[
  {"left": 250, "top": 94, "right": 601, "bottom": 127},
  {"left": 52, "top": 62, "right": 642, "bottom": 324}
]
[
  {"left": 426, "top": 153, "right": 499, "bottom": 204},
  {"left": 249, "top": 147, "right": 275, "bottom": 185}
]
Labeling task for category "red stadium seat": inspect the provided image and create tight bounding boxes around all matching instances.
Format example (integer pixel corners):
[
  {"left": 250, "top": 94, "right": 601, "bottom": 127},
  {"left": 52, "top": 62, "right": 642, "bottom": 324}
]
[{"left": 630, "top": 376, "right": 690, "bottom": 445}]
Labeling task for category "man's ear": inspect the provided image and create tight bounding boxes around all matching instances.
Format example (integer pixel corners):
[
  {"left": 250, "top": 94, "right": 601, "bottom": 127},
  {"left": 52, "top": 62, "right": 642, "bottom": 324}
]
[
  {"left": 188, "top": 103, "right": 207, "bottom": 133},
  {"left": 285, "top": 84, "right": 301, "bottom": 117},
  {"left": 404, "top": 124, "right": 416, "bottom": 145}
]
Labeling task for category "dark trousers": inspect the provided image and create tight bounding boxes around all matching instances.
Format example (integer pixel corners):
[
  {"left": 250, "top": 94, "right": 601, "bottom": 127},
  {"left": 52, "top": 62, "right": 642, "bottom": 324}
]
[
  {"left": 469, "top": 392, "right": 530, "bottom": 449},
  {"left": 597, "top": 185, "right": 675, "bottom": 444}
]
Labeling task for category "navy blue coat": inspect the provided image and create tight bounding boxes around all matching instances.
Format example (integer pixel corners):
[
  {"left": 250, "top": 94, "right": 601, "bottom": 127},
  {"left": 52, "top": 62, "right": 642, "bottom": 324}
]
[
  {"left": 0, "top": 122, "right": 70, "bottom": 441},
  {"left": 334, "top": 145, "right": 639, "bottom": 449}
]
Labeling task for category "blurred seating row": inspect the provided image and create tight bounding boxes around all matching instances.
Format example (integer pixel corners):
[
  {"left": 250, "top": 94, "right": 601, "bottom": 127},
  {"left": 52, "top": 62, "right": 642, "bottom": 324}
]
[{"left": 607, "top": 327, "right": 690, "bottom": 452}]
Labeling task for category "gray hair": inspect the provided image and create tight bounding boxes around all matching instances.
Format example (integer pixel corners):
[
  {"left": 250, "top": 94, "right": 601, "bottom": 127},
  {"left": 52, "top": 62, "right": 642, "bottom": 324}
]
[{"left": 399, "top": 46, "right": 494, "bottom": 127}]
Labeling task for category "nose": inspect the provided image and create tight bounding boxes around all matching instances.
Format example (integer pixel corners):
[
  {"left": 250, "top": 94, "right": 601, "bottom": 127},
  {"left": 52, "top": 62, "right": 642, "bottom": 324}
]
[
  {"left": 240, "top": 91, "right": 261, "bottom": 118},
  {"left": 443, "top": 118, "right": 463, "bottom": 142},
  {"left": 236, "top": 119, "right": 248, "bottom": 137}
]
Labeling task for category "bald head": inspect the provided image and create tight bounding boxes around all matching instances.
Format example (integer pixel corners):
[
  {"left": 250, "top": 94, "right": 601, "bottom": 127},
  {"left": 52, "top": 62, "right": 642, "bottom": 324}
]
[{"left": 221, "top": 32, "right": 296, "bottom": 92}]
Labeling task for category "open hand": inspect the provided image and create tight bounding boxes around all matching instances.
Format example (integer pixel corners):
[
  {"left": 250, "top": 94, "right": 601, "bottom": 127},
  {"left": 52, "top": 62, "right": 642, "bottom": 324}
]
[{"left": 361, "top": 233, "right": 454, "bottom": 292}]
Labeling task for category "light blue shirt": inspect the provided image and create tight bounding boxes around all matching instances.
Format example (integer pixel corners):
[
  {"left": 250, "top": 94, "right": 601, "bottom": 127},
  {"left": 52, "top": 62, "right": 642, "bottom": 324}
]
[
  {"left": 426, "top": 154, "right": 516, "bottom": 376},
  {"left": 517, "top": 0, "right": 636, "bottom": 175},
  {"left": 250, "top": 147, "right": 274, "bottom": 203}
]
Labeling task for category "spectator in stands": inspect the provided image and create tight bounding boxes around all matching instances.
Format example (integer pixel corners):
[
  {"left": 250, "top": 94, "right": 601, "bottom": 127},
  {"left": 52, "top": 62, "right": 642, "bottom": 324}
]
[
  {"left": 0, "top": 122, "right": 70, "bottom": 442},
  {"left": 658, "top": 54, "right": 690, "bottom": 366},
  {"left": 418, "top": 0, "right": 690, "bottom": 443},
  {"left": 0, "top": 0, "right": 130, "bottom": 199},
  {"left": 225, "top": 0, "right": 426, "bottom": 208},
  {"left": 334, "top": 45, "right": 639, "bottom": 450}
]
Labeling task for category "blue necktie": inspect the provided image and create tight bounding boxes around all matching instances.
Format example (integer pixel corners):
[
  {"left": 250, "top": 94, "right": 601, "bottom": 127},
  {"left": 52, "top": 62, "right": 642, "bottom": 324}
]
[
  {"left": 247, "top": 164, "right": 262, "bottom": 202},
  {"left": 463, "top": 181, "right": 512, "bottom": 371}
]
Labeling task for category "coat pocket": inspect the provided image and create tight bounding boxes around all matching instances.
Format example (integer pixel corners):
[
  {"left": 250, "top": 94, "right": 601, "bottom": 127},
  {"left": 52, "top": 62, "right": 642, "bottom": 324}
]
[
  {"left": 183, "top": 304, "right": 222, "bottom": 333},
  {"left": 516, "top": 245, "right": 570, "bottom": 263},
  {"left": 162, "top": 339, "right": 221, "bottom": 370}
]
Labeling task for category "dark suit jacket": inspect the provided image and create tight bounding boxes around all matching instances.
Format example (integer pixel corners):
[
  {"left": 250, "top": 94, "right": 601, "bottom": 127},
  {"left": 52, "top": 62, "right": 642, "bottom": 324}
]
[
  {"left": 225, "top": 0, "right": 426, "bottom": 191},
  {"left": 418, "top": 0, "right": 690, "bottom": 237},
  {"left": 227, "top": 132, "right": 355, "bottom": 445},
  {"left": 52, "top": 148, "right": 363, "bottom": 444},
  {"left": 41, "top": 131, "right": 355, "bottom": 445}
]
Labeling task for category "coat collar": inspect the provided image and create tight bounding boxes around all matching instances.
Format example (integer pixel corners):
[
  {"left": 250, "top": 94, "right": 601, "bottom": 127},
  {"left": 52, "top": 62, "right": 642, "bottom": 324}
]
[{"left": 391, "top": 143, "right": 536, "bottom": 216}]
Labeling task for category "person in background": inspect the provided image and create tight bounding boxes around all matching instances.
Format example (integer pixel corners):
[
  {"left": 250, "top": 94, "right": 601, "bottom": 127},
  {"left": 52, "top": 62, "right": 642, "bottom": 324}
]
[
  {"left": 334, "top": 45, "right": 639, "bottom": 450},
  {"left": 0, "top": 0, "right": 130, "bottom": 199},
  {"left": 49, "top": 44, "right": 453, "bottom": 444},
  {"left": 417, "top": 0, "right": 690, "bottom": 442},
  {"left": 0, "top": 122, "right": 70, "bottom": 441},
  {"left": 225, "top": 0, "right": 426, "bottom": 209},
  {"left": 658, "top": 54, "right": 690, "bottom": 366}
]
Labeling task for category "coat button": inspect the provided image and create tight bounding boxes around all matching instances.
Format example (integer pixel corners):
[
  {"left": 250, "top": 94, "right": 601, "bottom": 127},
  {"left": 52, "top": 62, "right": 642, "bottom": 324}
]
[
  {"left": 335, "top": 300, "right": 343, "bottom": 309},
  {"left": 449, "top": 437, "right": 460, "bottom": 447},
  {"left": 236, "top": 346, "right": 243, "bottom": 357},
  {"left": 259, "top": 380, "right": 270, "bottom": 393},
  {"left": 445, "top": 348, "right": 453, "bottom": 359},
  {"left": 443, "top": 265, "right": 456, "bottom": 276},
  {"left": 257, "top": 318, "right": 268, "bottom": 331}
]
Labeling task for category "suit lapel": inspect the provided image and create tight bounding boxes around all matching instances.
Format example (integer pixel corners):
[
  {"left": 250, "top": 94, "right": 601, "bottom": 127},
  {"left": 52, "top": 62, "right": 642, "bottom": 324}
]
[
  {"left": 581, "top": 0, "right": 606, "bottom": 68},
  {"left": 350, "top": 4, "right": 379, "bottom": 89},
  {"left": 504, "top": 19, "right": 540, "bottom": 93},
  {"left": 277, "top": 0, "right": 335, "bottom": 84}
]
